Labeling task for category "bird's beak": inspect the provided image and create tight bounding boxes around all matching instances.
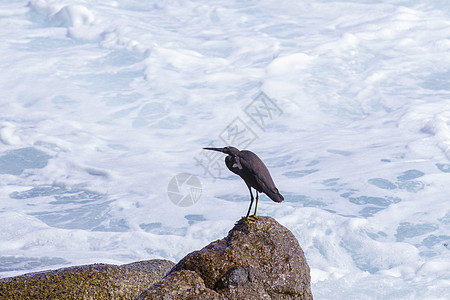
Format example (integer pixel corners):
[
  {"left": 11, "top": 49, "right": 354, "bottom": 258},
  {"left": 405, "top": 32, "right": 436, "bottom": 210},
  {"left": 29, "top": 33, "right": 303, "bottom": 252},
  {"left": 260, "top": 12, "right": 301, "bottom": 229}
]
[{"left": 203, "top": 147, "right": 227, "bottom": 153}]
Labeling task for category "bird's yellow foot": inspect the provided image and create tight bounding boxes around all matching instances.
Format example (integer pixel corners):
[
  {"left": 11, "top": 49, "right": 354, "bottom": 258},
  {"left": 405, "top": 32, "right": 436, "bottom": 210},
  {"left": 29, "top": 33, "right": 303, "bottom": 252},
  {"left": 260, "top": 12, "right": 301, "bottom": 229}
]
[
  {"left": 235, "top": 215, "right": 258, "bottom": 225},
  {"left": 249, "top": 214, "right": 258, "bottom": 221}
]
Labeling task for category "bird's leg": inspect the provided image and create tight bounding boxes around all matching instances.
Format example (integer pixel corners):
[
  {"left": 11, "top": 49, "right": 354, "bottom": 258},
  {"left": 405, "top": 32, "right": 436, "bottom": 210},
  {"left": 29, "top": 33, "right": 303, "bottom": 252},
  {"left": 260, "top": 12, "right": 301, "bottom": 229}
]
[
  {"left": 236, "top": 185, "right": 257, "bottom": 224},
  {"left": 251, "top": 192, "right": 259, "bottom": 219},
  {"left": 245, "top": 185, "right": 254, "bottom": 218}
]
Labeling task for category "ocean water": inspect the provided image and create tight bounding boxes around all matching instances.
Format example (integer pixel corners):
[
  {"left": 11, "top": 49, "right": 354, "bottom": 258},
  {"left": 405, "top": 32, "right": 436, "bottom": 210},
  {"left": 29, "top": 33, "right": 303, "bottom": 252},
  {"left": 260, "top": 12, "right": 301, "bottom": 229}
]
[{"left": 0, "top": 0, "right": 449, "bottom": 298}]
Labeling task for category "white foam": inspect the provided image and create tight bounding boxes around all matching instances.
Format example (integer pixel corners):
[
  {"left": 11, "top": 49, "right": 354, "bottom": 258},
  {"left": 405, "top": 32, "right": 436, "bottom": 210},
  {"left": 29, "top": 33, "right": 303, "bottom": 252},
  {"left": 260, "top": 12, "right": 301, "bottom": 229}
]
[
  {"left": 0, "top": 122, "right": 22, "bottom": 145},
  {"left": 49, "top": 5, "right": 94, "bottom": 27}
]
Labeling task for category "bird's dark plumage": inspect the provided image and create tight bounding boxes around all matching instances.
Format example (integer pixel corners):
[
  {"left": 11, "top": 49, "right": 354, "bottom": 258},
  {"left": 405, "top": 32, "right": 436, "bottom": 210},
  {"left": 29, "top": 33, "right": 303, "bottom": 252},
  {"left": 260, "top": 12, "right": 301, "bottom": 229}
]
[{"left": 203, "top": 146, "right": 284, "bottom": 219}]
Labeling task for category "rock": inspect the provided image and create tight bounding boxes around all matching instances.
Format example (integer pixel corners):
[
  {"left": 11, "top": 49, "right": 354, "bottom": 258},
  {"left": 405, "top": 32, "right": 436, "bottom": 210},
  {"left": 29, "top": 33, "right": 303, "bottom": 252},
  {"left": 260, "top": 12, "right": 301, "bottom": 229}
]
[
  {"left": 137, "top": 269, "right": 222, "bottom": 299},
  {"left": 138, "top": 216, "right": 312, "bottom": 299},
  {"left": 0, "top": 259, "right": 175, "bottom": 299}
]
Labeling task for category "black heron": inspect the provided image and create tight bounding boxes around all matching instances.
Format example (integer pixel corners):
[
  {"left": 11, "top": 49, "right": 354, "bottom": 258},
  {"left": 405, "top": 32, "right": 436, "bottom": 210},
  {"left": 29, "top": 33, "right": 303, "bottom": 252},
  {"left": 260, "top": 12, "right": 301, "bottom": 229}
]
[{"left": 203, "top": 146, "right": 284, "bottom": 220}]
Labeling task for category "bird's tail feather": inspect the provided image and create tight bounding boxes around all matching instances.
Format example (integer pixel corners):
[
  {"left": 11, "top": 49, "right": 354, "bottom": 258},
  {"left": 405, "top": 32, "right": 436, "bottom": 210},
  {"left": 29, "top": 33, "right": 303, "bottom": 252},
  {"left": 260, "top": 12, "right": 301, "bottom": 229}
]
[{"left": 265, "top": 188, "right": 284, "bottom": 203}]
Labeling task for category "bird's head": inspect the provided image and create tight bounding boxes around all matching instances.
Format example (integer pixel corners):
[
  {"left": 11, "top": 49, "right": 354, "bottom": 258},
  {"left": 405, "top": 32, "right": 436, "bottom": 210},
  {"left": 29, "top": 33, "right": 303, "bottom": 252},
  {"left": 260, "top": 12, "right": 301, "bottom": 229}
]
[{"left": 203, "top": 146, "right": 240, "bottom": 155}]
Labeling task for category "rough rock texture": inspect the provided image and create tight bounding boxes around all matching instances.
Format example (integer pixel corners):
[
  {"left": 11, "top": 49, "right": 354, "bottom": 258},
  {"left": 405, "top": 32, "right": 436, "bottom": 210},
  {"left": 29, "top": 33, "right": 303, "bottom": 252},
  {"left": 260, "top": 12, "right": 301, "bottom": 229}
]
[
  {"left": 138, "top": 216, "right": 312, "bottom": 299},
  {"left": 137, "top": 269, "right": 222, "bottom": 299},
  {"left": 0, "top": 259, "right": 175, "bottom": 300}
]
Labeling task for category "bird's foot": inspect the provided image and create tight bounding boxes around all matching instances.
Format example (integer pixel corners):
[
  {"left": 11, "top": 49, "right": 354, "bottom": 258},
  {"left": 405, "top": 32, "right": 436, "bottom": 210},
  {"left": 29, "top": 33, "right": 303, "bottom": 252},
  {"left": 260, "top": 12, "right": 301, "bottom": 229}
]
[
  {"left": 235, "top": 215, "right": 258, "bottom": 225},
  {"left": 249, "top": 214, "right": 258, "bottom": 221}
]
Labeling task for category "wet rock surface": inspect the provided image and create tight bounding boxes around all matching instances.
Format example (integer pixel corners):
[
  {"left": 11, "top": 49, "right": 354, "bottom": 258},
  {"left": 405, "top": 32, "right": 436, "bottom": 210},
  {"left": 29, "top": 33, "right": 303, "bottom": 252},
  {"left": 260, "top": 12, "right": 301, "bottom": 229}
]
[
  {"left": 0, "top": 259, "right": 175, "bottom": 300},
  {"left": 138, "top": 216, "right": 312, "bottom": 299}
]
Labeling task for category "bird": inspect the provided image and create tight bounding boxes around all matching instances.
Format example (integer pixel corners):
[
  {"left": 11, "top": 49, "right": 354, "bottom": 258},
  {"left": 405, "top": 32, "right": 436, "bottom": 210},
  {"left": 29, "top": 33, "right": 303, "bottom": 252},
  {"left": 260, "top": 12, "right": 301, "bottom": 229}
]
[{"left": 203, "top": 146, "right": 284, "bottom": 221}]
